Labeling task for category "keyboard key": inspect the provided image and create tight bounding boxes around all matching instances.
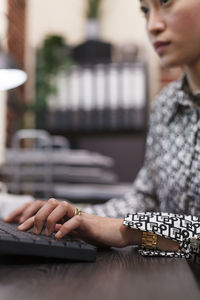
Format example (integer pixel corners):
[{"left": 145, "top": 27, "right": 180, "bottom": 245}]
[{"left": 0, "top": 220, "right": 96, "bottom": 261}]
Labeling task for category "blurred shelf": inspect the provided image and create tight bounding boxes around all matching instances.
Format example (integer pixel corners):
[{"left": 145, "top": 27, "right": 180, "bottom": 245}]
[
  {"left": 6, "top": 182, "right": 132, "bottom": 204},
  {"left": 39, "top": 108, "right": 147, "bottom": 134}
]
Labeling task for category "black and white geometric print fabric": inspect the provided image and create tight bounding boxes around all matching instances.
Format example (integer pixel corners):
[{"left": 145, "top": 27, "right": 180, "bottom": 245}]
[
  {"left": 84, "top": 74, "right": 200, "bottom": 219},
  {"left": 123, "top": 212, "right": 200, "bottom": 263},
  {"left": 83, "top": 74, "right": 200, "bottom": 263},
  {"left": 124, "top": 212, "right": 200, "bottom": 241},
  {"left": 137, "top": 249, "right": 188, "bottom": 259}
]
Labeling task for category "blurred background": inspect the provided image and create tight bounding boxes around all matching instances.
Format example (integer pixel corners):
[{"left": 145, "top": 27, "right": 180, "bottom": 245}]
[{"left": 0, "top": 0, "right": 182, "bottom": 202}]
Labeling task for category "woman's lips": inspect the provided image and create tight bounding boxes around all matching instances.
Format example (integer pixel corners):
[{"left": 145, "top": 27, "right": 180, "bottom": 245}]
[{"left": 153, "top": 41, "right": 171, "bottom": 54}]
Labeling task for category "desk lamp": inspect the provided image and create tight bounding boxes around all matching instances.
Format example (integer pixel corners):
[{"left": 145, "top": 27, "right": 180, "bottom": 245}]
[{"left": 0, "top": 49, "right": 27, "bottom": 91}]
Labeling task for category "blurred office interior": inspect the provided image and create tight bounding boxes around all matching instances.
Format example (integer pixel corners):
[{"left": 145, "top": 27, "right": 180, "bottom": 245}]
[{"left": 0, "top": 0, "right": 183, "bottom": 201}]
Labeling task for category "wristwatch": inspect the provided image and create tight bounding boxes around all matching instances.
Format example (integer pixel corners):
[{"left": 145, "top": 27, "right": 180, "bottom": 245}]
[{"left": 141, "top": 231, "right": 158, "bottom": 250}]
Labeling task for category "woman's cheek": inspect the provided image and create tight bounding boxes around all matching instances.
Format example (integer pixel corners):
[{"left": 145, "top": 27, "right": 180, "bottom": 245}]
[{"left": 167, "top": 5, "right": 200, "bottom": 35}]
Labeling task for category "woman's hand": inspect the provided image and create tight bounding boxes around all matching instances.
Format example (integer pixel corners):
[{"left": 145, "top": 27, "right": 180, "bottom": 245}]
[
  {"left": 13, "top": 198, "right": 180, "bottom": 251},
  {"left": 17, "top": 198, "right": 133, "bottom": 248},
  {"left": 3, "top": 200, "right": 46, "bottom": 224}
]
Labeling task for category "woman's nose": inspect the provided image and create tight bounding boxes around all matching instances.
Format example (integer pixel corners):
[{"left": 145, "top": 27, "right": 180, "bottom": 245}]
[{"left": 147, "top": 11, "right": 166, "bottom": 36}]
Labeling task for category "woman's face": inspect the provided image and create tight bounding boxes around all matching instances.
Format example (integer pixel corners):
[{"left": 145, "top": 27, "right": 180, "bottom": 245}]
[{"left": 140, "top": 0, "right": 200, "bottom": 68}]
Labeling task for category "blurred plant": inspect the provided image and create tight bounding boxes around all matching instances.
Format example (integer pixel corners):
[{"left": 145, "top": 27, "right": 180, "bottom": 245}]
[
  {"left": 87, "top": 0, "right": 100, "bottom": 19},
  {"left": 33, "top": 35, "right": 74, "bottom": 113}
]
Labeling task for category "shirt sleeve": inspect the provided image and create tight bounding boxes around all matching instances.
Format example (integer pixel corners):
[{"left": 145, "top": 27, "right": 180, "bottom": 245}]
[
  {"left": 83, "top": 163, "right": 159, "bottom": 218},
  {"left": 84, "top": 101, "right": 159, "bottom": 218},
  {"left": 123, "top": 212, "right": 200, "bottom": 264}
]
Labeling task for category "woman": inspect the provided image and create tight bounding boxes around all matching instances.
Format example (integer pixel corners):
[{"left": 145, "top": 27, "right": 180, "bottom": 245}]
[{"left": 4, "top": 0, "right": 200, "bottom": 262}]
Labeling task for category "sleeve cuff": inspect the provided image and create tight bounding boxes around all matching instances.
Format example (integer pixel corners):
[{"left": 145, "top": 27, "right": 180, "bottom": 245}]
[{"left": 123, "top": 212, "right": 200, "bottom": 263}]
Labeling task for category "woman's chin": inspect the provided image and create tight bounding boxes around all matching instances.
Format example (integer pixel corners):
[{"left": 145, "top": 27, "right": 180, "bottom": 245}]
[{"left": 159, "top": 56, "right": 182, "bottom": 69}]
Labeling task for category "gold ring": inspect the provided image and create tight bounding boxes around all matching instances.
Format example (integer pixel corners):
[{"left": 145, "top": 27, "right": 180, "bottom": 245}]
[{"left": 74, "top": 207, "right": 82, "bottom": 216}]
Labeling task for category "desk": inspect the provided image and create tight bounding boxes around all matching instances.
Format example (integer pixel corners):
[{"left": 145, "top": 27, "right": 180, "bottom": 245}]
[{"left": 0, "top": 247, "right": 199, "bottom": 300}]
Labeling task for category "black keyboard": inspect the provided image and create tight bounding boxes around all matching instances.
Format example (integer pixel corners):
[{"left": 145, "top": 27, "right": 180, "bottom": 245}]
[{"left": 0, "top": 221, "right": 96, "bottom": 262}]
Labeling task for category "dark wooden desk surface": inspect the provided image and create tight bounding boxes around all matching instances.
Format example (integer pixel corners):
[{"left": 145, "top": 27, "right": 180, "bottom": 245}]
[{"left": 0, "top": 247, "right": 199, "bottom": 300}]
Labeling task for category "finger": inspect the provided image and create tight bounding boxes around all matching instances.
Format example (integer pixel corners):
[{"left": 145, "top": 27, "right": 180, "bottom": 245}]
[
  {"left": 45, "top": 201, "right": 74, "bottom": 236},
  {"left": 19, "top": 200, "right": 45, "bottom": 224},
  {"left": 18, "top": 216, "right": 35, "bottom": 231},
  {"left": 55, "top": 216, "right": 81, "bottom": 239},
  {"left": 54, "top": 224, "right": 78, "bottom": 237},
  {"left": 3, "top": 203, "right": 30, "bottom": 223},
  {"left": 54, "top": 224, "right": 62, "bottom": 232},
  {"left": 34, "top": 198, "right": 59, "bottom": 234}
]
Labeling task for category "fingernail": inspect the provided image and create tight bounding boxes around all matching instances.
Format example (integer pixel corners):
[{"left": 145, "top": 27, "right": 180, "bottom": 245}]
[
  {"left": 55, "top": 231, "right": 62, "bottom": 239},
  {"left": 18, "top": 224, "right": 24, "bottom": 230}
]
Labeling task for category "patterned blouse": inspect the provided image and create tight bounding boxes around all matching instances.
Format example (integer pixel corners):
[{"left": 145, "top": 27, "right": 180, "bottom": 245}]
[{"left": 84, "top": 75, "right": 200, "bottom": 263}]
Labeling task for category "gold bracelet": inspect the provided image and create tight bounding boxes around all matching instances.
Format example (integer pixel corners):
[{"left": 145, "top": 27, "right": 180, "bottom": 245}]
[
  {"left": 74, "top": 207, "right": 82, "bottom": 216},
  {"left": 141, "top": 232, "right": 157, "bottom": 250}
]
